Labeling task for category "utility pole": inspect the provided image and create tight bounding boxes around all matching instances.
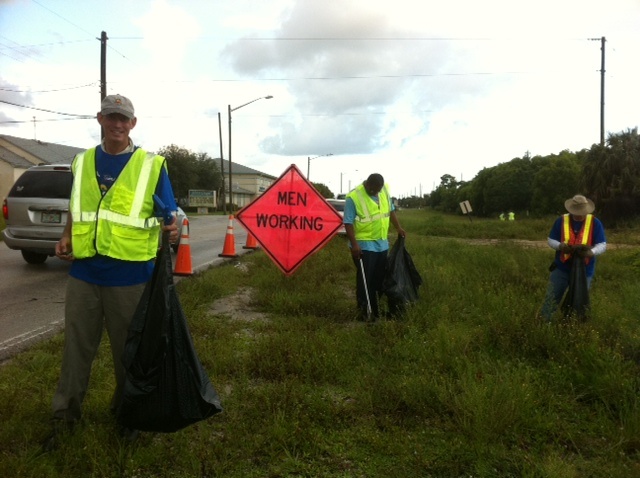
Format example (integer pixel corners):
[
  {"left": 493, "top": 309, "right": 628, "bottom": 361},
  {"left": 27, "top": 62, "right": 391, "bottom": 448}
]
[
  {"left": 228, "top": 104, "right": 233, "bottom": 212},
  {"left": 100, "top": 31, "right": 108, "bottom": 139},
  {"left": 218, "top": 112, "right": 226, "bottom": 214},
  {"left": 590, "top": 36, "right": 606, "bottom": 146},
  {"left": 598, "top": 36, "right": 606, "bottom": 147},
  {"left": 307, "top": 153, "right": 333, "bottom": 180}
]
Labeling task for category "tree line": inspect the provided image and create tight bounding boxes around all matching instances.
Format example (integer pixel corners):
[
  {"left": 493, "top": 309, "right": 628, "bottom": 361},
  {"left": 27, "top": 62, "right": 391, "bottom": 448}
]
[
  {"left": 156, "top": 144, "right": 223, "bottom": 209},
  {"left": 402, "top": 128, "right": 640, "bottom": 225}
]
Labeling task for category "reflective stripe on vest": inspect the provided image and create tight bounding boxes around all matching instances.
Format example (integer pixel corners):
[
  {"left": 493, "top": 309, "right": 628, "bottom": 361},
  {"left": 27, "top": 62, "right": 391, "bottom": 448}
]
[
  {"left": 347, "top": 183, "right": 391, "bottom": 240},
  {"left": 560, "top": 213, "right": 594, "bottom": 264},
  {"left": 70, "top": 148, "right": 164, "bottom": 260}
]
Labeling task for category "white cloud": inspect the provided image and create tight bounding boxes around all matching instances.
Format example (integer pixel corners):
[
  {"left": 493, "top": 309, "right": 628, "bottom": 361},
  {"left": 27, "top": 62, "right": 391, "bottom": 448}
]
[{"left": 132, "top": 0, "right": 201, "bottom": 69}]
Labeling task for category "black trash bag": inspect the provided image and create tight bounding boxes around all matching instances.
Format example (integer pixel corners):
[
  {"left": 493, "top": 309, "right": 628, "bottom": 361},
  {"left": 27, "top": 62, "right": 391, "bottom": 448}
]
[
  {"left": 383, "top": 235, "right": 423, "bottom": 314},
  {"left": 117, "top": 232, "right": 222, "bottom": 433},
  {"left": 561, "top": 255, "right": 590, "bottom": 321}
]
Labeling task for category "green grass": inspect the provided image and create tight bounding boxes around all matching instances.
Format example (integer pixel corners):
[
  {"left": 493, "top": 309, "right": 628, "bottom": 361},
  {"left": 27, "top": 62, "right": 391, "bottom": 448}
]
[{"left": 1, "top": 209, "right": 640, "bottom": 477}]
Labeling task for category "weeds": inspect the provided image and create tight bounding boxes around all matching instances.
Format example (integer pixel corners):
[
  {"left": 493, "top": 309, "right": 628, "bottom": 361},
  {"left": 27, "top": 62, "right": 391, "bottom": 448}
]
[{"left": 1, "top": 209, "right": 640, "bottom": 477}]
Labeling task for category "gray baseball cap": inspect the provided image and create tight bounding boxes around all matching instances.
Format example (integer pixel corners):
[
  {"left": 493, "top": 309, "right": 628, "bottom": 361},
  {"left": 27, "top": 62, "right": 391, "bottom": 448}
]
[{"left": 100, "top": 94, "right": 135, "bottom": 119}]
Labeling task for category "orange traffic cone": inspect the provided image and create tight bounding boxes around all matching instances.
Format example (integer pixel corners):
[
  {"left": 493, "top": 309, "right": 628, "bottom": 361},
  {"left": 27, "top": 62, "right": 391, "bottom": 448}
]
[
  {"left": 243, "top": 232, "right": 260, "bottom": 250},
  {"left": 173, "top": 218, "right": 193, "bottom": 276},
  {"left": 218, "top": 215, "right": 238, "bottom": 258}
]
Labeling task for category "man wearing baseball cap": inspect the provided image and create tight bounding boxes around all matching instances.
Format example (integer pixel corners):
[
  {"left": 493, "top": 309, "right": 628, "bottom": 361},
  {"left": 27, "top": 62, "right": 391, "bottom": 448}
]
[
  {"left": 43, "top": 94, "right": 179, "bottom": 450},
  {"left": 540, "top": 194, "right": 607, "bottom": 321}
]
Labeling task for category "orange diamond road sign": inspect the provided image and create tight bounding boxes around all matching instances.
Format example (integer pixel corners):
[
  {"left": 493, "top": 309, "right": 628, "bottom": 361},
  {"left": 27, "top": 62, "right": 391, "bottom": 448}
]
[{"left": 236, "top": 164, "right": 344, "bottom": 276}]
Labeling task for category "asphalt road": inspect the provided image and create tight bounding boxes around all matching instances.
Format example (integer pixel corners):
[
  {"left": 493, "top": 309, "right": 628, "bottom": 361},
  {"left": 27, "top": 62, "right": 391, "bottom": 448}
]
[{"left": 0, "top": 214, "right": 251, "bottom": 362}]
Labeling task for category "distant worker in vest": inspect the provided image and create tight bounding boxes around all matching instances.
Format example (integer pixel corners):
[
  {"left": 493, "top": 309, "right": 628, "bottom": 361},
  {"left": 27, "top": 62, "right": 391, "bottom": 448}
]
[
  {"left": 43, "top": 94, "right": 179, "bottom": 451},
  {"left": 508, "top": 211, "right": 515, "bottom": 221},
  {"left": 540, "top": 194, "right": 606, "bottom": 321},
  {"left": 344, "top": 173, "right": 406, "bottom": 321}
]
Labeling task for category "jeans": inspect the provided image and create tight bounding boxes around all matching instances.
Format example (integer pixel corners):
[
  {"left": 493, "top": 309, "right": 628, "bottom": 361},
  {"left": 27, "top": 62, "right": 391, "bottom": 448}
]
[
  {"left": 352, "top": 250, "right": 388, "bottom": 320},
  {"left": 540, "top": 267, "right": 592, "bottom": 321}
]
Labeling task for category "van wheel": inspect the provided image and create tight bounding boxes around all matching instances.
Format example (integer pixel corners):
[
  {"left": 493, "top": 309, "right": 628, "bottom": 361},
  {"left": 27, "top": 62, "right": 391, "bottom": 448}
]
[{"left": 21, "top": 250, "right": 48, "bottom": 264}]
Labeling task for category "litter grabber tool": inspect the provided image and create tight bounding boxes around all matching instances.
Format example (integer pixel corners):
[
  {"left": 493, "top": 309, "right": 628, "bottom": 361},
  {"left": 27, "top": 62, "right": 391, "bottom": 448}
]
[
  {"left": 153, "top": 194, "right": 174, "bottom": 224},
  {"left": 359, "top": 257, "right": 373, "bottom": 320}
]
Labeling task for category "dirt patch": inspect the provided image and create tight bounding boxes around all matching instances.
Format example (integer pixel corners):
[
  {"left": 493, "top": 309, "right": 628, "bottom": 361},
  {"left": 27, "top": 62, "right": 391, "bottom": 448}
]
[
  {"left": 463, "top": 238, "right": 635, "bottom": 249},
  {"left": 208, "top": 286, "right": 268, "bottom": 322},
  {"left": 464, "top": 238, "right": 548, "bottom": 248}
]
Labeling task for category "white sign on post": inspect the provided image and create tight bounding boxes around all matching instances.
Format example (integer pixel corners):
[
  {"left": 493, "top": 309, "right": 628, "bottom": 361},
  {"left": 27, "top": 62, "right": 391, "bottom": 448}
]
[
  {"left": 459, "top": 200, "right": 472, "bottom": 214},
  {"left": 188, "top": 190, "right": 216, "bottom": 208}
]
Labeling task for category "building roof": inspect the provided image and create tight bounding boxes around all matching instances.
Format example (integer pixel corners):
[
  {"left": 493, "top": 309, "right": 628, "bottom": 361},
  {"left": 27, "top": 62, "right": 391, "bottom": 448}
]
[
  {"left": 0, "top": 145, "right": 34, "bottom": 168},
  {"left": 0, "top": 134, "right": 84, "bottom": 165},
  {"left": 219, "top": 158, "right": 277, "bottom": 179}
]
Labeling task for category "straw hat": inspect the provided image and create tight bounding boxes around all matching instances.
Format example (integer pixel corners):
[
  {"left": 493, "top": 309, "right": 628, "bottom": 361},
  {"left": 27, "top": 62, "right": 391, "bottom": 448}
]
[{"left": 564, "top": 195, "right": 595, "bottom": 215}]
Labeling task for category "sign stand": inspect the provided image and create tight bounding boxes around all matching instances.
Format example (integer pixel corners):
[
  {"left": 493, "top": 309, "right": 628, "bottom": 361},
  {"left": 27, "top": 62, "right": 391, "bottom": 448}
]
[{"left": 459, "top": 200, "right": 473, "bottom": 222}]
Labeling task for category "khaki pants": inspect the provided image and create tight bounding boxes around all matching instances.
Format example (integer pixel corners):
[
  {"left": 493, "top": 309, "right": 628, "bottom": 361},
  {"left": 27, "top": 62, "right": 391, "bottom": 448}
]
[{"left": 51, "top": 277, "right": 146, "bottom": 422}]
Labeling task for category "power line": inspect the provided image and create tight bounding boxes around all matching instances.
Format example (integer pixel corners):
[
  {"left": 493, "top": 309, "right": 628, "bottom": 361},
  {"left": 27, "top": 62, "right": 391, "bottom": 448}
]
[
  {"left": 31, "top": 0, "right": 96, "bottom": 38},
  {"left": 0, "top": 117, "right": 94, "bottom": 124},
  {"left": 0, "top": 83, "right": 97, "bottom": 93},
  {"left": 1, "top": 84, "right": 94, "bottom": 95},
  {"left": 108, "top": 35, "right": 595, "bottom": 42},
  {"left": 28, "top": 0, "right": 130, "bottom": 60},
  {"left": 0, "top": 50, "right": 26, "bottom": 63},
  {"left": 0, "top": 99, "right": 93, "bottom": 117},
  {"left": 2, "top": 69, "right": 573, "bottom": 96},
  {"left": 0, "top": 39, "right": 94, "bottom": 49}
]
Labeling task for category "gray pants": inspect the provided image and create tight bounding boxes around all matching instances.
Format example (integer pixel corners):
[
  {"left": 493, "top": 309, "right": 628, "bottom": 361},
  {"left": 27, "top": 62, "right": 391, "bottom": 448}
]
[{"left": 51, "top": 277, "right": 145, "bottom": 422}]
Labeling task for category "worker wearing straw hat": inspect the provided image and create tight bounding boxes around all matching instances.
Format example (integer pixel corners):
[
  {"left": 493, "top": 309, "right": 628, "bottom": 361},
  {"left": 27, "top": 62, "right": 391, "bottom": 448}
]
[{"left": 540, "top": 194, "right": 607, "bottom": 321}]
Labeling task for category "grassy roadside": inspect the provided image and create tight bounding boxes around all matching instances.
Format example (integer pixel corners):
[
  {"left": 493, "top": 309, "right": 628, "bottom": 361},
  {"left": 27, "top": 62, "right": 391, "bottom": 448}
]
[{"left": 1, "top": 209, "right": 640, "bottom": 477}]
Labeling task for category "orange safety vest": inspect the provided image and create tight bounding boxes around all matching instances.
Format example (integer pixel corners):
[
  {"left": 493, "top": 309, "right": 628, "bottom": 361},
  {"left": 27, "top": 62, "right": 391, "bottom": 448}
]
[{"left": 560, "top": 213, "right": 594, "bottom": 264}]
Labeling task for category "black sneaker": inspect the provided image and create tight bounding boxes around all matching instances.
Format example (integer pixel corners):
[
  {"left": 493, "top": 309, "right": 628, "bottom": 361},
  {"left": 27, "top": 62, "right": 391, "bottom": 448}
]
[{"left": 40, "top": 419, "right": 76, "bottom": 453}]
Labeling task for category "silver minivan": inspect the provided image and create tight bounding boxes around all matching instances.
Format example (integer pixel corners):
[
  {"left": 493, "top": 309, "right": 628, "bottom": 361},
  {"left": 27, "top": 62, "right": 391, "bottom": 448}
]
[{"left": 2, "top": 164, "right": 72, "bottom": 263}]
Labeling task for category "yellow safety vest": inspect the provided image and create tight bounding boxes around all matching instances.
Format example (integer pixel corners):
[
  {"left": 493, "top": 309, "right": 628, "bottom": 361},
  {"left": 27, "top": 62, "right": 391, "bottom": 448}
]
[
  {"left": 560, "top": 213, "right": 594, "bottom": 264},
  {"left": 70, "top": 147, "right": 165, "bottom": 261},
  {"left": 347, "top": 183, "right": 391, "bottom": 241}
]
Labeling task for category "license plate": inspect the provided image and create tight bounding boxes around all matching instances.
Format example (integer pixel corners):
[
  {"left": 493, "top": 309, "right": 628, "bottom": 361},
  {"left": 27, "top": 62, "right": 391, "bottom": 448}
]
[{"left": 41, "top": 211, "right": 61, "bottom": 224}]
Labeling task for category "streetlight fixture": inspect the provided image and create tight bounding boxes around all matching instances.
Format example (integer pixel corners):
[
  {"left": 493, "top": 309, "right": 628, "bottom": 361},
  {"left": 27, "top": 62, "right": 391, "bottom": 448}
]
[
  {"left": 228, "top": 95, "right": 273, "bottom": 211},
  {"left": 307, "top": 153, "right": 333, "bottom": 181}
]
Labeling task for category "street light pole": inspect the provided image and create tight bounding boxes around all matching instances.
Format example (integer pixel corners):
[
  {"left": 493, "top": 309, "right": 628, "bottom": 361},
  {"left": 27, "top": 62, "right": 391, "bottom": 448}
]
[
  {"left": 228, "top": 95, "right": 273, "bottom": 212},
  {"left": 340, "top": 169, "right": 358, "bottom": 195},
  {"left": 307, "top": 153, "right": 333, "bottom": 180}
]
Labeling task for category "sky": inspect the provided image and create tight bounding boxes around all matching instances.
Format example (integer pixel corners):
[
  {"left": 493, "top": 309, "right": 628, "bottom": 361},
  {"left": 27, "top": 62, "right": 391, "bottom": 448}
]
[{"left": 1, "top": 0, "right": 640, "bottom": 199}]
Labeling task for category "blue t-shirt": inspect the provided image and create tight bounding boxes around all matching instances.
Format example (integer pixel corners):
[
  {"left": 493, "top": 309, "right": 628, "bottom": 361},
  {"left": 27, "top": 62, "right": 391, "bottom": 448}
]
[
  {"left": 69, "top": 146, "right": 177, "bottom": 286},
  {"left": 343, "top": 194, "right": 395, "bottom": 252},
  {"left": 549, "top": 214, "right": 606, "bottom": 277}
]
